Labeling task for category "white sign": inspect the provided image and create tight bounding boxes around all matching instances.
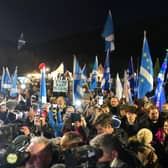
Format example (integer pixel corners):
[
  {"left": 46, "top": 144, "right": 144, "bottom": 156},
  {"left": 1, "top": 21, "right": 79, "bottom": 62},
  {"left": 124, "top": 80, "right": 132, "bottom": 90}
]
[{"left": 53, "top": 79, "right": 68, "bottom": 93}]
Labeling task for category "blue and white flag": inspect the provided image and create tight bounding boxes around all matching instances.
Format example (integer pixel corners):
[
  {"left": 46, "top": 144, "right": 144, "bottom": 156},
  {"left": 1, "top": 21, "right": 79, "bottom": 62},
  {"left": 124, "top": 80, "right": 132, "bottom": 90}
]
[
  {"left": 39, "top": 63, "right": 47, "bottom": 106},
  {"left": 101, "top": 50, "right": 111, "bottom": 91},
  {"left": 17, "top": 32, "right": 26, "bottom": 50},
  {"left": 1, "top": 67, "right": 11, "bottom": 94},
  {"left": 154, "top": 53, "right": 168, "bottom": 110},
  {"left": 115, "top": 73, "right": 123, "bottom": 100},
  {"left": 81, "top": 64, "right": 88, "bottom": 85},
  {"left": 138, "top": 32, "right": 153, "bottom": 98},
  {"left": 10, "top": 67, "right": 18, "bottom": 98},
  {"left": 127, "top": 56, "right": 135, "bottom": 96},
  {"left": 90, "top": 56, "right": 98, "bottom": 91},
  {"left": 101, "top": 10, "right": 115, "bottom": 52},
  {"left": 73, "top": 56, "right": 83, "bottom": 105}
]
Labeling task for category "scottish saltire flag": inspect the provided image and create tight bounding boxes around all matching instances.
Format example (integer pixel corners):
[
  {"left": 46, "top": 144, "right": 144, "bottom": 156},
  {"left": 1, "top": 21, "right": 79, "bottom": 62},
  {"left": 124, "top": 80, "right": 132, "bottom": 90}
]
[
  {"left": 81, "top": 64, "right": 88, "bottom": 85},
  {"left": 123, "top": 70, "right": 133, "bottom": 104},
  {"left": 154, "top": 53, "right": 168, "bottom": 110},
  {"left": 109, "top": 78, "right": 113, "bottom": 91},
  {"left": 73, "top": 56, "right": 83, "bottom": 105},
  {"left": 127, "top": 56, "right": 135, "bottom": 95},
  {"left": 17, "top": 32, "right": 26, "bottom": 50},
  {"left": 115, "top": 73, "right": 123, "bottom": 100},
  {"left": 1, "top": 67, "right": 11, "bottom": 94},
  {"left": 90, "top": 56, "right": 98, "bottom": 91},
  {"left": 39, "top": 63, "right": 47, "bottom": 106},
  {"left": 101, "top": 50, "right": 111, "bottom": 91},
  {"left": 10, "top": 67, "right": 18, "bottom": 98},
  {"left": 101, "top": 10, "right": 115, "bottom": 52},
  {"left": 138, "top": 32, "right": 153, "bottom": 98}
]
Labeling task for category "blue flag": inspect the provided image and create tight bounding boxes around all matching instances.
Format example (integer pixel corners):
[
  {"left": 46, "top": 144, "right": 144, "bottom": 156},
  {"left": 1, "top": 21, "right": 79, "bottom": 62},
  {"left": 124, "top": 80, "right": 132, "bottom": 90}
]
[
  {"left": 138, "top": 32, "right": 153, "bottom": 98},
  {"left": 81, "top": 64, "right": 88, "bottom": 85},
  {"left": 90, "top": 56, "right": 98, "bottom": 91},
  {"left": 10, "top": 67, "right": 18, "bottom": 98},
  {"left": 127, "top": 56, "right": 135, "bottom": 96},
  {"left": 39, "top": 63, "right": 47, "bottom": 106},
  {"left": 17, "top": 32, "right": 26, "bottom": 50},
  {"left": 101, "top": 50, "right": 111, "bottom": 91},
  {"left": 73, "top": 56, "right": 83, "bottom": 105},
  {"left": 154, "top": 53, "right": 168, "bottom": 110},
  {"left": 1, "top": 67, "right": 11, "bottom": 94},
  {"left": 101, "top": 10, "right": 115, "bottom": 51}
]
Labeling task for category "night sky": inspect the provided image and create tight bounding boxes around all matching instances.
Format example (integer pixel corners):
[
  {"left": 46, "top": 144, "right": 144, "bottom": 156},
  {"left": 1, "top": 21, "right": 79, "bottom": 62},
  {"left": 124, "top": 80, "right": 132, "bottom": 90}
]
[{"left": 0, "top": 0, "right": 167, "bottom": 75}]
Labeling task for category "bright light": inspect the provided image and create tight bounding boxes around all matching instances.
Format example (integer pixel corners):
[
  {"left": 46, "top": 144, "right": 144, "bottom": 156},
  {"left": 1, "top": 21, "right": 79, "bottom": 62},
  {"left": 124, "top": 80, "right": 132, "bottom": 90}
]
[
  {"left": 46, "top": 67, "right": 50, "bottom": 72},
  {"left": 75, "top": 100, "right": 81, "bottom": 107},
  {"left": 20, "top": 84, "right": 26, "bottom": 89},
  {"left": 27, "top": 74, "right": 31, "bottom": 78}
]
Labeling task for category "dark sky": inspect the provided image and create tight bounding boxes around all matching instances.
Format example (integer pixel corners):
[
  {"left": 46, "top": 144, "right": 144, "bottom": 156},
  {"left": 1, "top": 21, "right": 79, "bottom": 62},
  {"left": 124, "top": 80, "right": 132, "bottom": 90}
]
[
  {"left": 0, "top": 0, "right": 167, "bottom": 43},
  {"left": 0, "top": 0, "right": 167, "bottom": 74}
]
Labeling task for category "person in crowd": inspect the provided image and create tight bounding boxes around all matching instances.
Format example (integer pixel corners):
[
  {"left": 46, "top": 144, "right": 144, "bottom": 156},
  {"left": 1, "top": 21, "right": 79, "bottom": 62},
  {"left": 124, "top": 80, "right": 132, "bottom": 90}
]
[
  {"left": 109, "top": 96, "right": 120, "bottom": 116},
  {"left": 56, "top": 96, "right": 66, "bottom": 113},
  {"left": 153, "top": 117, "right": 168, "bottom": 167},
  {"left": 48, "top": 102, "right": 65, "bottom": 137},
  {"left": 93, "top": 113, "right": 114, "bottom": 135},
  {"left": 20, "top": 107, "right": 55, "bottom": 138},
  {"left": 0, "top": 102, "right": 9, "bottom": 124},
  {"left": 93, "top": 113, "right": 127, "bottom": 145},
  {"left": 25, "top": 136, "right": 53, "bottom": 168},
  {"left": 60, "top": 131, "right": 84, "bottom": 151},
  {"left": 90, "top": 133, "right": 142, "bottom": 168},
  {"left": 140, "top": 104, "right": 164, "bottom": 136},
  {"left": 59, "top": 131, "right": 86, "bottom": 167},
  {"left": 128, "top": 128, "right": 162, "bottom": 168},
  {"left": 61, "top": 112, "right": 89, "bottom": 142},
  {"left": 118, "top": 104, "right": 127, "bottom": 119},
  {"left": 101, "top": 104, "right": 110, "bottom": 114},
  {"left": 120, "top": 105, "right": 140, "bottom": 138},
  {"left": 161, "top": 103, "right": 168, "bottom": 119}
]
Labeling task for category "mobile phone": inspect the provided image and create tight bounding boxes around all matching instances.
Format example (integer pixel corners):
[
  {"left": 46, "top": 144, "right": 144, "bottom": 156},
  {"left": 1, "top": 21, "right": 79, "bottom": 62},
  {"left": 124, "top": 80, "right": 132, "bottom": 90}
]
[{"left": 98, "top": 96, "right": 103, "bottom": 106}]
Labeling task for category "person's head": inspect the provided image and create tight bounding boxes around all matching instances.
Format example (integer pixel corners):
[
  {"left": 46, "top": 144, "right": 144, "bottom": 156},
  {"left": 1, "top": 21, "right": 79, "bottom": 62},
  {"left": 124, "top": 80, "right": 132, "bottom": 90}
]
[
  {"left": 90, "top": 133, "right": 122, "bottom": 163},
  {"left": 163, "top": 117, "right": 168, "bottom": 136},
  {"left": 0, "top": 103, "right": 7, "bottom": 112},
  {"left": 25, "top": 136, "right": 52, "bottom": 168},
  {"left": 93, "top": 113, "right": 114, "bottom": 134},
  {"left": 119, "top": 104, "right": 127, "bottom": 118},
  {"left": 60, "top": 131, "right": 83, "bottom": 150},
  {"left": 70, "top": 113, "right": 82, "bottom": 128},
  {"left": 56, "top": 96, "right": 66, "bottom": 109},
  {"left": 161, "top": 103, "right": 168, "bottom": 118},
  {"left": 110, "top": 97, "right": 119, "bottom": 107},
  {"left": 101, "top": 105, "right": 110, "bottom": 113},
  {"left": 28, "top": 107, "right": 36, "bottom": 121},
  {"left": 147, "top": 105, "right": 160, "bottom": 123},
  {"left": 136, "top": 128, "right": 153, "bottom": 146},
  {"left": 125, "top": 105, "right": 138, "bottom": 125},
  {"left": 65, "top": 106, "right": 75, "bottom": 113}
]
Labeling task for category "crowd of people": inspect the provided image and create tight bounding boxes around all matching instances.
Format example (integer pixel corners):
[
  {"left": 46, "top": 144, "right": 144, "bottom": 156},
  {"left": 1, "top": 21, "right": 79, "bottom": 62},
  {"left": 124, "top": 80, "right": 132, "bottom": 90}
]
[{"left": 0, "top": 85, "right": 168, "bottom": 168}]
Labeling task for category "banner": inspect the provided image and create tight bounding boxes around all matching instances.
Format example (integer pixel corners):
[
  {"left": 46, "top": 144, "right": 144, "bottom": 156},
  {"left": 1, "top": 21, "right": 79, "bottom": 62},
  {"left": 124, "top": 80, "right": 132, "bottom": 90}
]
[{"left": 53, "top": 79, "right": 68, "bottom": 93}]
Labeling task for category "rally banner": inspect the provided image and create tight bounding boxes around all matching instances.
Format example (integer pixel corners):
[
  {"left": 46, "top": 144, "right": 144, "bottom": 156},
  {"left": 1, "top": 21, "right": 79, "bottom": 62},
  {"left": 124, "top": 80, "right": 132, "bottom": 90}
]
[{"left": 53, "top": 79, "right": 68, "bottom": 93}]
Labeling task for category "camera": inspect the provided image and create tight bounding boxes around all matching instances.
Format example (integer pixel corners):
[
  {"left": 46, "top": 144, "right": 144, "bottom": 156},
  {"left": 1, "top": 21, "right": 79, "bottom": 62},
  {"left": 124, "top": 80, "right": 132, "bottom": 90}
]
[
  {"left": 63, "top": 145, "right": 103, "bottom": 168},
  {"left": 0, "top": 134, "right": 30, "bottom": 167},
  {"left": 7, "top": 111, "right": 28, "bottom": 123}
]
